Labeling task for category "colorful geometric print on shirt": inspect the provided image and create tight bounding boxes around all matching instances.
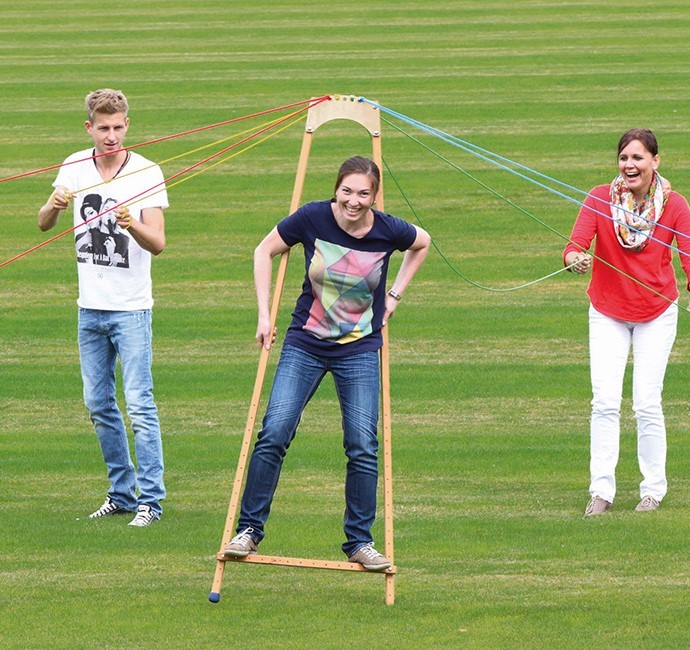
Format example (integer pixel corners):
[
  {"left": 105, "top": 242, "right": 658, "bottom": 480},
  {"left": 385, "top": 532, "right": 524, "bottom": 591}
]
[
  {"left": 277, "top": 200, "right": 417, "bottom": 356},
  {"left": 305, "top": 239, "right": 385, "bottom": 344}
]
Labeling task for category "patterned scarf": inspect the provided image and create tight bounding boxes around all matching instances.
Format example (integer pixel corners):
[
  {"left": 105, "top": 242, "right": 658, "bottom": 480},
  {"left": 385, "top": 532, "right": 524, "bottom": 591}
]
[{"left": 610, "top": 171, "right": 670, "bottom": 252}]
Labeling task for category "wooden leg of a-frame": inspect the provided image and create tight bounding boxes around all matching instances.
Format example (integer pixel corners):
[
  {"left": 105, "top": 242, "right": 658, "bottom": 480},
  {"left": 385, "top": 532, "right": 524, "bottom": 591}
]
[
  {"left": 373, "top": 124, "right": 396, "bottom": 606},
  {"left": 380, "top": 326, "right": 396, "bottom": 605},
  {"left": 209, "top": 128, "right": 314, "bottom": 604}
]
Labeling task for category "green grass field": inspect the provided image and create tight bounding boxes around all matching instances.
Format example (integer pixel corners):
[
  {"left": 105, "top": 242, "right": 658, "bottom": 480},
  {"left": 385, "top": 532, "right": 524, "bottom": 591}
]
[{"left": 2, "top": 1, "right": 690, "bottom": 648}]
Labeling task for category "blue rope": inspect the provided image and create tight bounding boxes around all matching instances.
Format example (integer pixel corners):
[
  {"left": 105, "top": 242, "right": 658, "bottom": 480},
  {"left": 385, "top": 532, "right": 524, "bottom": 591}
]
[
  {"left": 375, "top": 112, "right": 685, "bottom": 308},
  {"left": 360, "top": 96, "right": 690, "bottom": 259}
]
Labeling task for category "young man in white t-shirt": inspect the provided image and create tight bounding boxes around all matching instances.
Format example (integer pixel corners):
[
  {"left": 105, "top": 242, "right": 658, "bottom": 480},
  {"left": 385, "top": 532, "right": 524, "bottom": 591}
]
[{"left": 38, "top": 89, "right": 168, "bottom": 527}]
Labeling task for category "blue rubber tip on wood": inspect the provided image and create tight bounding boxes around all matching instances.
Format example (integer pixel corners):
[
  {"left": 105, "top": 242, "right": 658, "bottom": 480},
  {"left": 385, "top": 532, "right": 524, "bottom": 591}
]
[{"left": 208, "top": 592, "right": 221, "bottom": 603}]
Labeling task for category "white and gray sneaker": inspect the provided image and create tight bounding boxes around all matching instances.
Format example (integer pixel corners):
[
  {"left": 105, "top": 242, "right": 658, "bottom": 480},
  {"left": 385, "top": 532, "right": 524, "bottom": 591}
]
[
  {"left": 128, "top": 505, "right": 159, "bottom": 527},
  {"left": 88, "top": 496, "right": 130, "bottom": 518},
  {"left": 223, "top": 527, "right": 258, "bottom": 557},
  {"left": 348, "top": 543, "right": 391, "bottom": 571}
]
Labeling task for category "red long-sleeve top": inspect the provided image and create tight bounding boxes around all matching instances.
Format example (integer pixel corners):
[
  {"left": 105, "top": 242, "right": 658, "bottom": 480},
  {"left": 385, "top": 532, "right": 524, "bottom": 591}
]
[{"left": 564, "top": 184, "right": 690, "bottom": 322}]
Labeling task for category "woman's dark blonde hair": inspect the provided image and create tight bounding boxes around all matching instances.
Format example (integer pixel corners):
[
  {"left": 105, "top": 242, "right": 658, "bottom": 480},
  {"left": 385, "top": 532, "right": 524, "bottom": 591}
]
[{"left": 334, "top": 156, "right": 380, "bottom": 197}]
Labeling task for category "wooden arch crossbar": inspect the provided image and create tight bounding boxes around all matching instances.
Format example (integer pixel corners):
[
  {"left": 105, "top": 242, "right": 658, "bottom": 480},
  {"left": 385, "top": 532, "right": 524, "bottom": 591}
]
[{"left": 209, "top": 94, "right": 397, "bottom": 606}]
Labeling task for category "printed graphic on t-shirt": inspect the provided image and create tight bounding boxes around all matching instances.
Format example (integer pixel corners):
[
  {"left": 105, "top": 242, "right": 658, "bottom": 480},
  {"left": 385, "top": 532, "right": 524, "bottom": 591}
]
[
  {"left": 305, "top": 239, "right": 385, "bottom": 344},
  {"left": 75, "top": 193, "right": 129, "bottom": 268}
]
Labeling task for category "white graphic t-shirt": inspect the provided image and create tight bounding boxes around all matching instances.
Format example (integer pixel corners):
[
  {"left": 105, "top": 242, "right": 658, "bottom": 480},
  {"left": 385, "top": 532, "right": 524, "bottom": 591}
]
[{"left": 54, "top": 149, "right": 168, "bottom": 311}]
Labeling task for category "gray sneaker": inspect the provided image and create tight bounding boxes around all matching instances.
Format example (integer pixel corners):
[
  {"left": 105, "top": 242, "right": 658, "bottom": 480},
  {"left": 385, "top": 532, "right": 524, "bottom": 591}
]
[
  {"left": 635, "top": 496, "right": 660, "bottom": 512},
  {"left": 348, "top": 543, "right": 391, "bottom": 571},
  {"left": 223, "top": 527, "right": 258, "bottom": 557},
  {"left": 584, "top": 496, "right": 612, "bottom": 516}
]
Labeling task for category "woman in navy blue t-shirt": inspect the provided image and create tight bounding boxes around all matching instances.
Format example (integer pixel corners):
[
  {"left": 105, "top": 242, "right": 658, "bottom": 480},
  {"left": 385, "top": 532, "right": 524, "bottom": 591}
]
[{"left": 223, "top": 156, "right": 430, "bottom": 570}]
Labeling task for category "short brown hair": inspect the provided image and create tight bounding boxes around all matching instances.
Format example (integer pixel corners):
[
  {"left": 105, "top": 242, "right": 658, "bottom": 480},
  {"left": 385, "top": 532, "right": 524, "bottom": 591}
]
[
  {"left": 334, "top": 156, "right": 380, "bottom": 197},
  {"left": 85, "top": 88, "right": 129, "bottom": 123},
  {"left": 617, "top": 128, "right": 659, "bottom": 157}
]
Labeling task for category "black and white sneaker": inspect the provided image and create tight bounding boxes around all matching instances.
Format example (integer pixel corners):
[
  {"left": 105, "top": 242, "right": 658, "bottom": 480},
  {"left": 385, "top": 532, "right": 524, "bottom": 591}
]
[
  {"left": 128, "top": 505, "right": 159, "bottom": 528},
  {"left": 88, "top": 496, "right": 130, "bottom": 519}
]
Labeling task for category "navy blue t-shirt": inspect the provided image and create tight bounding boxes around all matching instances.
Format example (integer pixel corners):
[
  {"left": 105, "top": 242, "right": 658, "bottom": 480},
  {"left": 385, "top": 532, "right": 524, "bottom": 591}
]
[{"left": 277, "top": 200, "right": 417, "bottom": 357}]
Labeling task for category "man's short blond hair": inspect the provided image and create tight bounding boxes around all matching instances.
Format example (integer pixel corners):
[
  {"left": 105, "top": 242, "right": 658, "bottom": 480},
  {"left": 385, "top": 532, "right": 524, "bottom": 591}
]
[{"left": 85, "top": 88, "right": 129, "bottom": 123}]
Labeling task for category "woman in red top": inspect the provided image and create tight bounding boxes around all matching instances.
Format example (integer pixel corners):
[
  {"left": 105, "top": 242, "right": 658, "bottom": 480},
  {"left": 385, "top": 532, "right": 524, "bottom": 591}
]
[{"left": 564, "top": 128, "right": 690, "bottom": 516}]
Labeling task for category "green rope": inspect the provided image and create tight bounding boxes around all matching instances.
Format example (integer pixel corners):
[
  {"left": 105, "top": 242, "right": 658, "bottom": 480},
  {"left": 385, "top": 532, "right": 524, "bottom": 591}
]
[
  {"left": 380, "top": 116, "right": 686, "bottom": 311},
  {"left": 381, "top": 144, "right": 577, "bottom": 292}
]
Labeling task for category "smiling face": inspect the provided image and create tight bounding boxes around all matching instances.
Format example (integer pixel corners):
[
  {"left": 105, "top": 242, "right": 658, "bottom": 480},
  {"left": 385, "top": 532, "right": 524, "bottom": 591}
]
[
  {"left": 85, "top": 111, "right": 129, "bottom": 157},
  {"left": 618, "top": 139, "right": 659, "bottom": 201},
  {"left": 334, "top": 173, "right": 376, "bottom": 225}
]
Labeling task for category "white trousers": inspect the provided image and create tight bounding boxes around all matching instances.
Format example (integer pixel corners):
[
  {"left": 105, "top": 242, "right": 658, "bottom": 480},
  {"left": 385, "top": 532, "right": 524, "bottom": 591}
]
[{"left": 588, "top": 302, "right": 677, "bottom": 503}]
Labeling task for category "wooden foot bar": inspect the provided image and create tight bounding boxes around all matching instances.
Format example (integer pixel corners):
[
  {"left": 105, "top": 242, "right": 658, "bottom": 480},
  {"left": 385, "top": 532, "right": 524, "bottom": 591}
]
[{"left": 217, "top": 552, "right": 397, "bottom": 574}]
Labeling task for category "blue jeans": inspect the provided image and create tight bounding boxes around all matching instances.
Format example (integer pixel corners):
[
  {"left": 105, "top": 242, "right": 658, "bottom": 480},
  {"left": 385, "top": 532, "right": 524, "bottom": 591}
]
[
  {"left": 238, "top": 344, "right": 380, "bottom": 556},
  {"left": 78, "top": 308, "right": 165, "bottom": 516}
]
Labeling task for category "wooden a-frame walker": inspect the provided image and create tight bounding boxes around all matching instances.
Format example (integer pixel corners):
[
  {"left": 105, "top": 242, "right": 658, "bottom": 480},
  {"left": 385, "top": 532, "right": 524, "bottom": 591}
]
[{"left": 209, "top": 95, "right": 398, "bottom": 606}]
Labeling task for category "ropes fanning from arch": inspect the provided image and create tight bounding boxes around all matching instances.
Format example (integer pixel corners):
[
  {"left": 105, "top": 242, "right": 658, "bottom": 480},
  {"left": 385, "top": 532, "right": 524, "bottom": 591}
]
[
  {"left": 0, "top": 97, "right": 327, "bottom": 268},
  {"left": 357, "top": 96, "right": 690, "bottom": 309},
  {"left": 2, "top": 92, "right": 688, "bottom": 315},
  {"left": 360, "top": 97, "right": 690, "bottom": 259},
  {"left": 0, "top": 96, "right": 330, "bottom": 186},
  {"left": 378, "top": 116, "right": 680, "bottom": 305}
]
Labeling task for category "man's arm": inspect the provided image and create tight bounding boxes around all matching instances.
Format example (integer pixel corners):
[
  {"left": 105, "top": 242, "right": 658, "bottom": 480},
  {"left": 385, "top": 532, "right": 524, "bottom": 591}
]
[
  {"left": 38, "top": 186, "right": 71, "bottom": 231},
  {"left": 119, "top": 206, "right": 166, "bottom": 255}
]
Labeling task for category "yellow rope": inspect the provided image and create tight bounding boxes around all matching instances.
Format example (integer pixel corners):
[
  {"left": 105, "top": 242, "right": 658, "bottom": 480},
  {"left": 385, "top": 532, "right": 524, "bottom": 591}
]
[
  {"left": 120, "top": 115, "right": 307, "bottom": 207},
  {"left": 72, "top": 113, "right": 300, "bottom": 197}
]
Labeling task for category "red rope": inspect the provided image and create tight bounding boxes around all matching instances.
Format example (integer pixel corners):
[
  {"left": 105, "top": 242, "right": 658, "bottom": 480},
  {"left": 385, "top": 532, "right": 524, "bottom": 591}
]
[
  {"left": 1, "top": 97, "right": 328, "bottom": 269},
  {"left": 0, "top": 95, "right": 331, "bottom": 185}
]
